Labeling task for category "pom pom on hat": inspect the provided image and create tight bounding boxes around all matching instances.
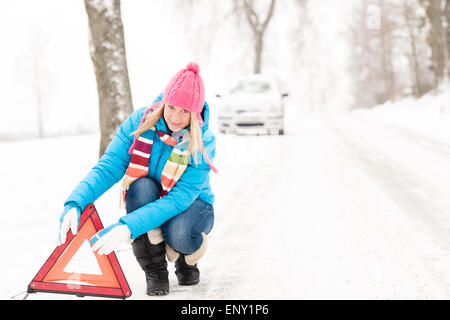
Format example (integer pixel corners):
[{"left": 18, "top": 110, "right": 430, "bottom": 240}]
[{"left": 186, "top": 62, "right": 200, "bottom": 74}]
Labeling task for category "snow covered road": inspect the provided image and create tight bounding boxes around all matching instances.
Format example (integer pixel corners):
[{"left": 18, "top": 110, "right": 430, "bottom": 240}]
[
  {"left": 325, "top": 114, "right": 450, "bottom": 299},
  {"left": 208, "top": 113, "right": 450, "bottom": 299},
  {"left": 2, "top": 111, "right": 450, "bottom": 299}
]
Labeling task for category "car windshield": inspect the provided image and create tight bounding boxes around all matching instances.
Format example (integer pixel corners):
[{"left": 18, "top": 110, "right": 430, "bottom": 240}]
[{"left": 230, "top": 80, "right": 273, "bottom": 94}]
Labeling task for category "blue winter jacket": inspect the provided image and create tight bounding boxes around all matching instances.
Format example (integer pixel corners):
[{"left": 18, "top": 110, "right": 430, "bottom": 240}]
[{"left": 64, "top": 93, "right": 216, "bottom": 239}]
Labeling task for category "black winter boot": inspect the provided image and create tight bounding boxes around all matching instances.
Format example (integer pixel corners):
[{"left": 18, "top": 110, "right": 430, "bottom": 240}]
[
  {"left": 131, "top": 235, "right": 169, "bottom": 296},
  {"left": 175, "top": 254, "right": 200, "bottom": 286}
]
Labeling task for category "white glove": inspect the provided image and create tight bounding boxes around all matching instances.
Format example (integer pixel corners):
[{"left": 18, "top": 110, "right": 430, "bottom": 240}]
[
  {"left": 89, "top": 222, "right": 132, "bottom": 255},
  {"left": 57, "top": 206, "right": 81, "bottom": 245}
]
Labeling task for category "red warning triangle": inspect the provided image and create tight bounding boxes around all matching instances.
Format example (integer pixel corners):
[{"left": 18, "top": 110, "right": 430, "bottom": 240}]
[{"left": 28, "top": 204, "right": 132, "bottom": 299}]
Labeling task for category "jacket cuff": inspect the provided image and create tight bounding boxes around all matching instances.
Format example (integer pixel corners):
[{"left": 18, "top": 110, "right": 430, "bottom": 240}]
[
  {"left": 63, "top": 201, "right": 82, "bottom": 212},
  {"left": 119, "top": 214, "right": 142, "bottom": 240}
]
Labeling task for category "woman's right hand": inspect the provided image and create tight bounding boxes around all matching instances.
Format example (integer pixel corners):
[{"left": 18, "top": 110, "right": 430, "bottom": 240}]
[{"left": 57, "top": 204, "right": 81, "bottom": 245}]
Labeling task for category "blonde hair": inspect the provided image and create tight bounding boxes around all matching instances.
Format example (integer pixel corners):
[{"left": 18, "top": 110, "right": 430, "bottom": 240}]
[{"left": 132, "top": 103, "right": 206, "bottom": 167}]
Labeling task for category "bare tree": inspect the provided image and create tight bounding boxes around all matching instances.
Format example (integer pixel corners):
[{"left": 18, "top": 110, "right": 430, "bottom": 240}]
[
  {"left": 349, "top": 0, "right": 396, "bottom": 106},
  {"left": 290, "top": 0, "right": 327, "bottom": 111},
  {"left": 349, "top": 0, "right": 436, "bottom": 108},
  {"left": 84, "top": 0, "right": 133, "bottom": 157},
  {"left": 378, "top": 0, "right": 398, "bottom": 101},
  {"left": 238, "top": 0, "right": 277, "bottom": 74},
  {"left": 421, "top": 0, "right": 447, "bottom": 89},
  {"left": 446, "top": 0, "right": 450, "bottom": 77},
  {"left": 168, "top": 0, "right": 239, "bottom": 64},
  {"left": 29, "top": 34, "right": 49, "bottom": 138},
  {"left": 403, "top": 0, "right": 424, "bottom": 97},
  {"left": 349, "top": 0, "right": 384, "bottom": 108}
]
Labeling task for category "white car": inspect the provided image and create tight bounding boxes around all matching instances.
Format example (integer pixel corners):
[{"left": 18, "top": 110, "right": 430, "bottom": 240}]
[{"left": 215, "top": 75, "right": 288, "bottom": 135}]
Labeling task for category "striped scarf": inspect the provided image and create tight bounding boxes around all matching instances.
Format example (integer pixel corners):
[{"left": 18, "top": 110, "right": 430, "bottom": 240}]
[{"left": 120, "top": 126, "right": 189, "bottom": 208}]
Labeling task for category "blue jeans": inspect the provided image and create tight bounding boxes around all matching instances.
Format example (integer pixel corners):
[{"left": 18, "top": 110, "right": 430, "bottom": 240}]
[{"left": 125, "top": 177, "right": 214, "bottom": 255}]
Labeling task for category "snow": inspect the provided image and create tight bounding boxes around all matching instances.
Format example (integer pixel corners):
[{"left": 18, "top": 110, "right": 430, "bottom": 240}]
[
  {"left": 87, "top": 0, "right": 116, "bottom": 18},
  {"left": 2, "top": 0, "right": 450, "bottom": 301},
  {"left": 2, "top": 88, "right": 450, "bottom": 299},
  {"left": 353, "top": 86, "right": 450, "bottom": 145}
]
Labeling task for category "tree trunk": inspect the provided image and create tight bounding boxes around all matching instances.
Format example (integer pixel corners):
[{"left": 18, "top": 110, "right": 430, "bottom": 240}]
[
  {"left": 241, "top": 0, "right": 276, "bottom": 74},
  {"left": 425, "top": 0, "right": 446, "bottom": 90},
  {"left": 446, "top": 0, "right": 450, "bottom": 78},
  {"left": 84, "top": 0, "right": 133, "bottom": 158},
  {"left": 254, "top": 32, "right": 263, "bottom": 74},
  {"left": 404, "top": 0, "right": 423, "bottom": 97},
  {"left": 378, "top": 0, "right": 396, "bottom": 101}
]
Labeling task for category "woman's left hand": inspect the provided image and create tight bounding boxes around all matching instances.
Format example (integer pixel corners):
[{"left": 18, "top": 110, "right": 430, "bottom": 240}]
[{"left": 89, "top": 222, "right": 132, "bottom": 255}]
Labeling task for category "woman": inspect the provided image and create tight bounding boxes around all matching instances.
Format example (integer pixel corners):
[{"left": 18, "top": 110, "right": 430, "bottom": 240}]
[{"left": 56, "top": 62, "right": 217, "bottom": 296}]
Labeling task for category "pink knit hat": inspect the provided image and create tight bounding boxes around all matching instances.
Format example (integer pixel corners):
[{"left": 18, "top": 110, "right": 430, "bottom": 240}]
[
  {"left": 150, "top": 62, "right": 205, "bottom": 126},
  {"left": 144, "top": 62, "right": 218, "bottom": 173}
]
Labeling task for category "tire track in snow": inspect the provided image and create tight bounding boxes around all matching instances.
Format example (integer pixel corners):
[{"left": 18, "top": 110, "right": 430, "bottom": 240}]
[
  {"left": 327, "top": 115, "right": 450, "bottom": 296},
  {"left": 188, "top": 163, "right": 262, "bottom": 298},
  {"left": 351, "top": 114, "right": 450, "bottom": 159},
  {"left": 197, "top": 136, "right": 287, "bottom": 299}
]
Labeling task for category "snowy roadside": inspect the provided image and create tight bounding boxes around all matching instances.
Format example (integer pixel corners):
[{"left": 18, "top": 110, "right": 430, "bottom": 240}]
[
  {"left": 351, "top": 87, "right": 450, "bottom": 145},
  {"left": 1, "top": 97, "right": 450, "bottom": 299}
]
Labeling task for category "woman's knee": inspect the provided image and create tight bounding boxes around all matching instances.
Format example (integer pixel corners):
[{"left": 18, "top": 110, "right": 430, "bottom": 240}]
[
  {"left": 161, "top": 200, "right": 214, "bottom": 254},
  {"left": 126, "top": 177, "right": 161, "bottom": 213},
  {"left": 162, "top": 214, "right": 191, "bottom": 253},
  {"left": 163, "top": 227, "right": 202, "bottom": 255}
]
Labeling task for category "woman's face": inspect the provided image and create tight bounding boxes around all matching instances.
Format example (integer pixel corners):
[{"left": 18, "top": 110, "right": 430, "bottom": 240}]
[{"left": 163, "top": 104, "right": 191, "bottom": 132}]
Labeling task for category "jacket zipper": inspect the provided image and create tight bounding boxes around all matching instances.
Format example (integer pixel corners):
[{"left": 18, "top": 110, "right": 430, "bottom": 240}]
[
  {"left": 155, "top": 152, "right": 163, "bottom": 178},
  {"left": 151, "top": 130, "right": 163, "bottom": 178},
  {"left": 154, "top": 140, "right": 170, "bottom": 179}
]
